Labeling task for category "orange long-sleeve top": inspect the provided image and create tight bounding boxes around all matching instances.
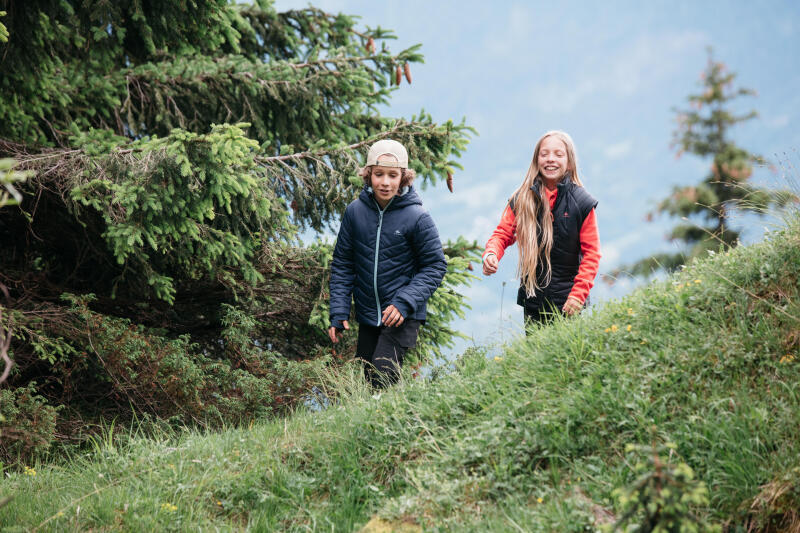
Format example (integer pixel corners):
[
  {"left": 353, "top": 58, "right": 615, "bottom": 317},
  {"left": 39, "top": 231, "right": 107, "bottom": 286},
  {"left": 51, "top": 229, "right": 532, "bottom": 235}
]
[{"left": 483, "top": 187, "right": 601, "bottom": 304}]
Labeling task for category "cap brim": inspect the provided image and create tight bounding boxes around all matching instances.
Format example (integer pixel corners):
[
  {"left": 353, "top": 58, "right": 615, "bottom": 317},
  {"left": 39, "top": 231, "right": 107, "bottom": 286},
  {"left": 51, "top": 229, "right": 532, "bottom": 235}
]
[{"left": 367, "top": 160, "right": 406, "bottom": 168}]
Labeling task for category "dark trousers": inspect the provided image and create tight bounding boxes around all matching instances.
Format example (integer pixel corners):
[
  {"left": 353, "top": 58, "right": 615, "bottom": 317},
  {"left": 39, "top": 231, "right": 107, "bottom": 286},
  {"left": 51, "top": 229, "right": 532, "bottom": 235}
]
[
  {"left": 523, "top": 302, "right": 562, "bottom": 334},
  {"left": 356, "top": 319, "right": 421, "bottom": 388}
]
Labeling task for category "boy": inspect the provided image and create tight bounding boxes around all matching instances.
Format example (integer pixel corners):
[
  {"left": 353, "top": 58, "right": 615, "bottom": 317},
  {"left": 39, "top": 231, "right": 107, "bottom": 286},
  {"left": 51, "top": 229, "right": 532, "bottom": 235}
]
[{"left": 328, "top": 139, "right": 447, "bottom": 387}]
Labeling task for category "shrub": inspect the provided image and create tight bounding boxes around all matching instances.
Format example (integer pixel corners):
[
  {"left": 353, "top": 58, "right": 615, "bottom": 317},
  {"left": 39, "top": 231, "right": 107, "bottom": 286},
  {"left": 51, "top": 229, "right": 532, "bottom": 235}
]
[{"left": 0, "top": 383, "right": 59, "bottom": 464}]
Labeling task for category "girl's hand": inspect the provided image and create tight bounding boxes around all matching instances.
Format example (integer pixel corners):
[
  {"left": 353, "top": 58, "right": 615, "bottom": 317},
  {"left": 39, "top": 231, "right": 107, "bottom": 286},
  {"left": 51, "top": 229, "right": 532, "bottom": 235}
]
[
  {"left": 482, "top": 253, "right": 498, "bottom": 276},
  {"left": 382, "top": 305, "right": 405, "bottom": 327},
  {"left": 328, "top": 320, "right": 349, "bottom": 343},
  {"left": 562, "top": 297, "right": 583, "bottom": 316}
]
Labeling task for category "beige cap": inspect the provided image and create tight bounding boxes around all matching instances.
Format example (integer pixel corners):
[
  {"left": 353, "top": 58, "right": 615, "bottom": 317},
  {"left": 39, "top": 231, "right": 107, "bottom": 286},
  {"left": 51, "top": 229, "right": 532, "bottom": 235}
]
[{"left": 365, "top": 139, "right": 408, "bottom": 168}]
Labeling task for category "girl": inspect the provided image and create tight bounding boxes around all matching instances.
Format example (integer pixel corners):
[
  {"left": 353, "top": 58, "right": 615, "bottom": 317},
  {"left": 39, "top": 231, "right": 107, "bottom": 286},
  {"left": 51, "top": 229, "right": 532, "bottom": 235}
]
[
  {"left": 328, "top": 139, "right": 447, "bottom": 387},
  {"left": 483, "top": 131, "right": 601, "bottom": 326}
]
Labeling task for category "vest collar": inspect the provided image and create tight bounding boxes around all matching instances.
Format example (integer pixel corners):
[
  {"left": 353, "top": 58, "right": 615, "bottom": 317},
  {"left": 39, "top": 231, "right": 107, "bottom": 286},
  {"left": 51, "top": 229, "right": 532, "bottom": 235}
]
[{"left": 530, "top": 171, "right": 575, "bottom": 193}]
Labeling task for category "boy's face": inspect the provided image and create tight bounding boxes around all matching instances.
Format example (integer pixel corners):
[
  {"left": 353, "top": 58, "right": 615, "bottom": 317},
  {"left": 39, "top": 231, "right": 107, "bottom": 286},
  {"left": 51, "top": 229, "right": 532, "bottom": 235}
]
[{"left": 371, "top": 155, "right": 403, "bottom": 206}]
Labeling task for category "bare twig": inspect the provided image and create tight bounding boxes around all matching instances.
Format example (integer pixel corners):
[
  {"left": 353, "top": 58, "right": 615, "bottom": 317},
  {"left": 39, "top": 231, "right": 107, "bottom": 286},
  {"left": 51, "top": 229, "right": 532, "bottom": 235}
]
[{"left": 0, "top": 283, "right": 13, "bottom": 385}]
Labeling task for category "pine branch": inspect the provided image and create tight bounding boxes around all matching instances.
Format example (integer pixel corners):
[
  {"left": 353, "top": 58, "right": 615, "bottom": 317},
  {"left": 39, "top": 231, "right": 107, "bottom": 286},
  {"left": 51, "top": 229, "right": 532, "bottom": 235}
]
[
  {"left": 110, "top": 50, "right": 415, "bottom": 141},
  {"left": 256, "top": 121, "right": 408, "bottom": 163}
]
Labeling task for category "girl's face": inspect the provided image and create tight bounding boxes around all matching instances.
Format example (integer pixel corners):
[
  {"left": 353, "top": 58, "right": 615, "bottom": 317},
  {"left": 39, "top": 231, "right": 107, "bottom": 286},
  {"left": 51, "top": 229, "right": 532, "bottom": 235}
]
[
  {"left": 537, "top": 136, "right": 569, "bottom": 182},
  {"left": 371, "top": 155, "right": 403, "bottom": 207}
]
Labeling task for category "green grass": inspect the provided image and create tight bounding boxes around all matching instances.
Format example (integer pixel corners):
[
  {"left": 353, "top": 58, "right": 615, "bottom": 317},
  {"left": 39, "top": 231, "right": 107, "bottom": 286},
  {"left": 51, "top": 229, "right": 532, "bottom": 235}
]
[{"left": 2, "top": 216, "right": 799, "bottom": 532}]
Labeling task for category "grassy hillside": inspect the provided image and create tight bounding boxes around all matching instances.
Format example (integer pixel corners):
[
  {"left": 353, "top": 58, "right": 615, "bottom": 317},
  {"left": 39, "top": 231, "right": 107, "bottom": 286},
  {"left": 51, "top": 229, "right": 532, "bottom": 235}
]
[{"left": 2, "top": 215, "right": 799, "bottom": 532}]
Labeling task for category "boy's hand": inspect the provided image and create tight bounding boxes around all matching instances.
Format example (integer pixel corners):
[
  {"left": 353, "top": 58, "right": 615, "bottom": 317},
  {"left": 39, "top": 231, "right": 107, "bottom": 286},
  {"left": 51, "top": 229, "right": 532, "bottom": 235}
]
[
  {"left": 382, "top": 305, "right": 405, "bottom": 327},
  {"left": 328, "top": 320, "right": 349, "bottom": 343},
  {"left": 482, "top": 253, "right": 498, "bottom": 276}
]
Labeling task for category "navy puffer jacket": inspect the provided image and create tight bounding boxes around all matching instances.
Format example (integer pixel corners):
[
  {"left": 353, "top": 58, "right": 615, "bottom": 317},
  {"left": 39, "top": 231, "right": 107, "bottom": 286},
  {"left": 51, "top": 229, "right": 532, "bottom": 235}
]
[{"left": 329, "top": 186, "right": 447, "bottom": 328}]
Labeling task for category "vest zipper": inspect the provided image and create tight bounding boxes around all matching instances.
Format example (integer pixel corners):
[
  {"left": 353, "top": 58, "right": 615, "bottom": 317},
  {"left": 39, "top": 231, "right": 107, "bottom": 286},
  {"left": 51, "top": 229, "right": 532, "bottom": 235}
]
[{"left": 372, "top": 197, "right": 393, "bottom": 326}]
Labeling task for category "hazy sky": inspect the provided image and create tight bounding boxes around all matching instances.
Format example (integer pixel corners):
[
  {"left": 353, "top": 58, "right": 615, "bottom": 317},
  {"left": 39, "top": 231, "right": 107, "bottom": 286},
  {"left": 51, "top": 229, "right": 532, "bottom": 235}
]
[{"left": 274, "top": 0, "right": 800, "bottom": 355}]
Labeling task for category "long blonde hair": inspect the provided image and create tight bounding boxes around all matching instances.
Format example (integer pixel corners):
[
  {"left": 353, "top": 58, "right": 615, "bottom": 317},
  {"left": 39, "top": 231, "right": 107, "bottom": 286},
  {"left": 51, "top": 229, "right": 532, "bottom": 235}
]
[{"left": 512, "top": 131, "right": 584, "bottom": 297}]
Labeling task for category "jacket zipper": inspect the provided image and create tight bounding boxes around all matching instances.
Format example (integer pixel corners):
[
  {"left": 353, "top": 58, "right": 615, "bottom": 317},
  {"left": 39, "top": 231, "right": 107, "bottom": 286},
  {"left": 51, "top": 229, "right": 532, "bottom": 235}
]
[{"left": 372, "top": 197, "right": 393, "bottom": 326}]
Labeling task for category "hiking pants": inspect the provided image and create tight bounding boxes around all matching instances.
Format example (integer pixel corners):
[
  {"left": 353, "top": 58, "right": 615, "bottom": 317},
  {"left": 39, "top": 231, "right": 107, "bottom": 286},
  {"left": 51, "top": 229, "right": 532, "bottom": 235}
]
[
  {"left": 523, "top": 301, "right": 562, "bottom": 334},
  {"left": 356, "top": 319, "right": 421, "bottom": 388}
]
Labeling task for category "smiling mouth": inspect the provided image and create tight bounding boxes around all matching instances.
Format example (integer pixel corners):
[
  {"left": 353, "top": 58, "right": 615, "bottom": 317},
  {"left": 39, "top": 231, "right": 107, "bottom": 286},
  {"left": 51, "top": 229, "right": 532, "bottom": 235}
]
[{"left": 543, "top": 166, "right": 560, "bottom": 172}]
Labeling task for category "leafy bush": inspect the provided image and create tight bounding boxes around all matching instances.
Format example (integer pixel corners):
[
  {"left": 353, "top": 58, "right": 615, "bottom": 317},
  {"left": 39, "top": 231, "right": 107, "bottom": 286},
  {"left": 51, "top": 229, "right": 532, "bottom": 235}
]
[{"left": 0, "top": 383, "right": 58, "bottom": 464}]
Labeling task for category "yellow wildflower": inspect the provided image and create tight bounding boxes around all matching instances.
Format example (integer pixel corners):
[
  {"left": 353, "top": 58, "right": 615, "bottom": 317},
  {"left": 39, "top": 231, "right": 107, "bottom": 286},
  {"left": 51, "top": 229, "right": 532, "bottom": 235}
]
[
  {"left": 627, "top": 308, "right": 634, "bottom": 316},
  {"left": 626, "top": 325, "right": 632, "bottom": 332},
  {"left": 536, "top": 497, "right": 544, "bottom": 503},
  {"left": 610, "top": 324, "right": 618, "bottom": 333},
  {"left": 780, "top": 354, "right": 795, "bottom": 364},
  {"left": 160, "top": 503, "right": 178, "bottom": 512},
  {"left": 24, "top": 466, "right": 36, "bottom": 476},
  {"left": 694, "top": 279, "right": 702, "bottom": 284},
  {"left": 56, "top": 512, "right": 64, "bottom": 518},
  {"left": 604, "top": 327, "right": 611, "bottom": 333},
  {"left": 494, "top": 356, "right": 502, "bottom": 362}
]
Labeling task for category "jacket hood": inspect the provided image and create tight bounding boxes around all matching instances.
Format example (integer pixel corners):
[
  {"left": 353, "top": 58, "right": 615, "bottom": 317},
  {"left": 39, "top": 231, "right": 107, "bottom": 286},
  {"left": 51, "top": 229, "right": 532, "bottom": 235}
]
[{"left": 358, "top": 185, "right": 422, "bottom": 211}]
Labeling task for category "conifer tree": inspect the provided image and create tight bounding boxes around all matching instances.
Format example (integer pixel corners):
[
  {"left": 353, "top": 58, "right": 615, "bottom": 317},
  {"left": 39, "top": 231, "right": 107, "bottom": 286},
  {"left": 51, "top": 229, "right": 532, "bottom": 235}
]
[
  {"left": 0, "top": 0, "right": 476, "bottom": 457},
  {"left": 621, "top": 51, "right": 795, "bottom": 277}
]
